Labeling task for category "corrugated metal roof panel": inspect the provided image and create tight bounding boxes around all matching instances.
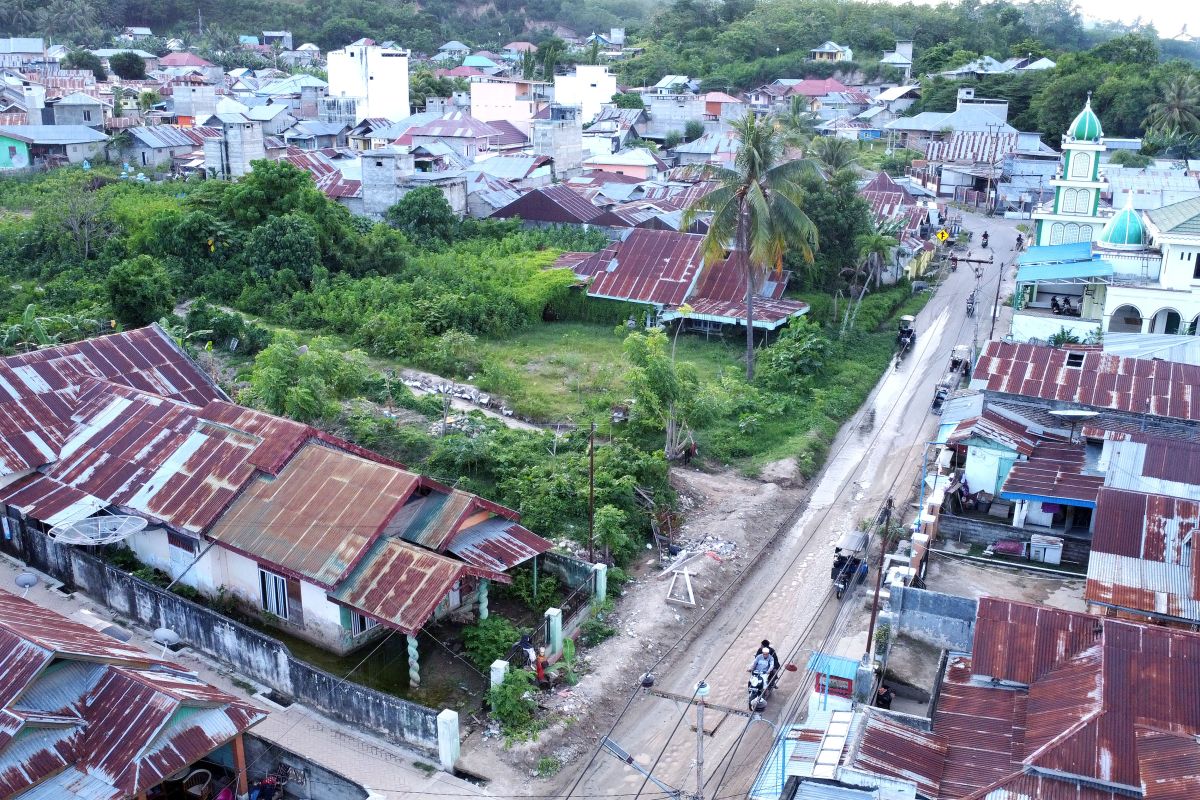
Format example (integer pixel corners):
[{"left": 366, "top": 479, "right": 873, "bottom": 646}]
[
  {"left": 850, "top": 714, "right": 946, "bottom": 797},
  {"left": 332, "top": 539, "right": 502, "bottom": 634},
  {"left": 491, "top": 184, "right": 607, "bottom": 224},
  {"left": 208, "top": 443, "right": 418, "bottom": 587},
  {"left": 947, "top": 410, "right": 1040, "bottom": 456},
  {"left": 999, "top": 441, "right": 1103, "bottom": 506},
  {"left": 972, "top": 598, "right": 1101, "bottom": 685},
  {"left": 583, "top": 229, "right": 705, "bottom": 306},
  {"left": 972, "top": 341, "right": 1200, "bottom": 423},
  {"left": 447, "top": 518, "right": 551, "bottom": 572}
]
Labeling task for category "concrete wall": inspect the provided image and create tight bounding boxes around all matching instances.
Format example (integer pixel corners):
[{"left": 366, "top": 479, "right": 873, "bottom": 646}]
[
  {"left": 52, "top": 103, "right": 103, "bottom": 128},
  {"left": 539, "top": 551, "right": 595, "bottom": 589},
  {"left": 937, "top": 513, "right": 1018, "bottom": 546},
  {"left": 0, "top": 524, "right": 443, "bottom": 756},
  {"left": 890, "top": 586, "right": 977, "bottom": 652}
]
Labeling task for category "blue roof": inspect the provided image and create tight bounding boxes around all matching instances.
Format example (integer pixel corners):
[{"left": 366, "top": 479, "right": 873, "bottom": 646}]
[
  {"left": 1016, "top": 260, "right": 1114, "bottom": 283},
  {"left": 805, "top": 652, "right": 859, "bottom": 680},
  {"left": 1017, "top": 241, "right": 1092, "bottom": 266}
]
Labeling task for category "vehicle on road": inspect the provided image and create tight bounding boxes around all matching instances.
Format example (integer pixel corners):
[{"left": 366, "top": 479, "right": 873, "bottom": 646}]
[
  {"left": 747, "top": 669, "right": 776, "bottom": 711},
  {"left": 830, "top": 530, "right": 868, "bottom": 600},
  {"left": 966, "top": 290, "right": 976, "bottom": 318},
  {"left": 894, "top": 315, "right": 917, "bottom": 368}
]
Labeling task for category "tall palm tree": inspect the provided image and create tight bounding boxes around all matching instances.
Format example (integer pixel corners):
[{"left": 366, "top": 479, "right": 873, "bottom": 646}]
[
  {"left": 809, "top": 136, "right": 858, "bottom": 174},
  {"left": 1147, "top": 75, "right": 1200, "bottom": 135},
  {"left": 855, "top": 229, "right": 899, "bottom": 291},
  {"left": 683, "top": 113, "right": 820, "bottom": 381},
  {"left": 775, "top": 95, "right": 818, "bottom": 147}
]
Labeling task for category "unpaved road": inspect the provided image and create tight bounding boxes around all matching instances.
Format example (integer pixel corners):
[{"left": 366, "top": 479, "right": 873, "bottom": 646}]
[{"left": 555, "top": 214, "right": 1024, "bottom": 799}]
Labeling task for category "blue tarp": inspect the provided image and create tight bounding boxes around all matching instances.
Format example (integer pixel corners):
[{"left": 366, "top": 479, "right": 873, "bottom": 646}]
[
  {"left": 1017, "top": 241, "right": 1093, "bottom": 265},
  {"left": 1016, "top": 260, "right": 1114, "bottom": 283}
]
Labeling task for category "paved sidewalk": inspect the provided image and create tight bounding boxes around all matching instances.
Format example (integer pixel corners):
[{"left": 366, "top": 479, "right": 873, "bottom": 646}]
[{"left": 0, "top": 556, "right": 488, "bottom": 800}]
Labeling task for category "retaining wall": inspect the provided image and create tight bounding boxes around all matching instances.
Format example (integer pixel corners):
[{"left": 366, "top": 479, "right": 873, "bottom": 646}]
[{"left": 3, "top": 524, "right": 442, "bottom": 756}]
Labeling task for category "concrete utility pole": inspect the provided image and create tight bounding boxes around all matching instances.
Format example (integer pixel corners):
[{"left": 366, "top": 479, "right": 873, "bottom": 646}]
[
  {"left": 989, "top": 258, "right": 1008, "bottom": 340},
  {"left": 864, "top": 497, "right": 894, "bottom": 663},
  {"left": 694, "top": 681, "right": 709, "bottom": 800}
]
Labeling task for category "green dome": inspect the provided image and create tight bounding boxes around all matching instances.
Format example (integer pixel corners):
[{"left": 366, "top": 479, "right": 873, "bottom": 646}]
[
  {"left": 1069, "top": 97, "right": 1103, "bottom": 142},
  {"left": 1099, "top": 197, "right": 1144, "bottom": 248}
]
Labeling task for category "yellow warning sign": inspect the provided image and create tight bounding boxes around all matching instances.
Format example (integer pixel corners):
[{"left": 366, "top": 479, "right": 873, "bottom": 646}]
[{"left": 936, "top": 229, "right": 950, "bottom": 242}]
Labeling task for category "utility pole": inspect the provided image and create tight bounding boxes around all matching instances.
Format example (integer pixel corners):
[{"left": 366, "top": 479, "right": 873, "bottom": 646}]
[
  {"left": 864, "top": 497, "right": 894, "bottom": 664},
  {"left": 989, "top": 258, "right": 1006, "bottom": 340},
  {"left": 695, "top": 681, "right": 709, "bottom": 800},
  {"left": 588, "top": 421, "right": 596, "bottom": 562}
]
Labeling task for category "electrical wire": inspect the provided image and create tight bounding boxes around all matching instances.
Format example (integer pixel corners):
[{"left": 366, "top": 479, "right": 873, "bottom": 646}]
[{"left": 568, "top": 265, "right": 990, "bottom": 798}]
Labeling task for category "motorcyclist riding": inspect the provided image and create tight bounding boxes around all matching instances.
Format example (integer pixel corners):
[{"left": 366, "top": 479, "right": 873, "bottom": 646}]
[
  {"left": 756, "top": 640, "right": 780, "bottom": 688},
  {"left": 981, "top": 231, "right": 990, "bottom": 248},
  {"left": 750, "top": 648, "right": 775, "bottom": 677}
]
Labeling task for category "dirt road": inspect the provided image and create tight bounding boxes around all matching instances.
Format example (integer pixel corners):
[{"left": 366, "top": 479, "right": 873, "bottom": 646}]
[{"left": 559, "top": 213, "right": 1023, "bottom": 799}]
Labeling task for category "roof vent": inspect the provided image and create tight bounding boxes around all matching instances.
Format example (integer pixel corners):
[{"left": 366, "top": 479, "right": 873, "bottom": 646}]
[
  {"left": 1066, "top": 352, "right": 1085, "bottom": 368},
  {"left": 606, "top": 258, "right": 619, "bottom": 272}
]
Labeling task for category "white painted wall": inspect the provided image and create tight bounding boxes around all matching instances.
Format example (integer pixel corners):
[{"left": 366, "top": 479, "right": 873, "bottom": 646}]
[
  {"left": 1158, "top": 243, "right": 1200, "bottom": 291},
  {"left": 964, "top": 445, "right": 1003, "bottom": 496},
  {"left": 127, "top": 526, "right": 170, "bottom": 573},
  {"left": 1011, "top": 312, "right": 1100, "bottom": 342},
  {"left": 1105, "top": 284, "right": 1200, "bottom": 333},
  {"left": 328, "top": 43, "right": 410, "bottom": 122},
  {"left": 553, "top": 65, "right": 616, "bottom": 123},
  {"left": 1026, "top": 501, "right": 1055, "bottom": 527},
  {"left": 470, "top": 82, "right": 536, "bottom": 135}
]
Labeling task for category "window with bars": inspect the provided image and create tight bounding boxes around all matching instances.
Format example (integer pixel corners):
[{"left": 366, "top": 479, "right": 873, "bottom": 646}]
[
  {"left": 350, "top": 611, "right": 378, "bottom": 636},
  {"left": 258, "top": 568, "right": 289, "bottom": 620}
]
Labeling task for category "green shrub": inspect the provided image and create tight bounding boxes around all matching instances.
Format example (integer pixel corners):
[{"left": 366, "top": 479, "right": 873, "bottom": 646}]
[
  {"left": 463, "top": 615, "right": 522, "bottom": 669},
  {"left": 536, "top": 756, "right": 562, "bottom": 777},
  {"left": 581, "top": 600, "right": 617, "bottom": 646},
  {"left": 500, "top": 565, "right": 560, "bottom": 610},
  {"left": 106, "top": 546, "right": 144, "bottom": 571},
  {"left": 171, "top": 583, "right": 202, "bottom": 602},
  {"left": 489, "top": 668, "right": 537, "bottom": 736}
]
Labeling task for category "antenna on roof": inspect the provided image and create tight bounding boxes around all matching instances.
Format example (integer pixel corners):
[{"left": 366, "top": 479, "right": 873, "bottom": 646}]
[{"left": 48, "top": 515, "right": 147, "bottom": 546}]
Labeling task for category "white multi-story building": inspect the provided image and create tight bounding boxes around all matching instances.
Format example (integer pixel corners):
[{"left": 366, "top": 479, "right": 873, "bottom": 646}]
[
  {"left": 553, "top": 65, "right": 616, "bottom": 124},
  {"left": 326, "top": 38, "right": 410, "bottom": 123},
  {"left": 1031, "top": 97, "right": 1108, "bottom": 246}
]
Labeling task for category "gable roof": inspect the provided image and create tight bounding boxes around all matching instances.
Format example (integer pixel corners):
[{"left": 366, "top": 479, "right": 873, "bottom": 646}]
[
  {"left": 409, "top": 111, "right": 501, "bottom": 140},
  {"left": 490, "top": 184, "right": 613, "bottom": 225},
  {"left": 787, "top": 78, "right": 850, "bottom": 97},
  {"left": 0, "top": 588, "right": 264, "bottom": 800},
  {"left": 439, "top": 40, "right": 469, "bottom": 51},
  {"left": 0, "top": 124, "right": 107, "bottom": 144},
  {"left": 483, "top": 118, "right": 529, "bottom": 148},
  {"left": 854, "top": 596, "right": 1200, "bottom": 799},
  {"left": 158, "top": 52, "right": 214, "bottom": 68},
  {"left": 577, "top": 229, "right": 703, "bottom": 305}
]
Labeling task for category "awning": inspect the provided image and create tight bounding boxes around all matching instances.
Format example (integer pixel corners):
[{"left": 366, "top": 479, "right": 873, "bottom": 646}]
[
  {"left": 1017, "top": 241, "right": 1092, "bottom": 265},
  {"left": 1016, "top": 260, "right": 1113, "bottom": 283},
  {"left": 446, "top": 518, "right": 552, "bottom": 572}
]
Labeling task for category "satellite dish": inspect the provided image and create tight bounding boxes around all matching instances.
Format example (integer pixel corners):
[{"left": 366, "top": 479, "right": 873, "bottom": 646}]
[
  {"left": 153, "top": 627, "right": 181, "bottom": 656},
  {"left": 15, "top": 571, "right": 38, "bottom": 597},
  {"left": 1048, "top": 410, "right": 1100, "bottom": 420},
  {"left": 48, "top": 515, "right": 148, "bottom": 546}
]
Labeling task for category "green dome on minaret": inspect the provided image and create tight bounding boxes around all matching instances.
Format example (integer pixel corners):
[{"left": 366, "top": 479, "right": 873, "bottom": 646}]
[
  {"left": 1069, "top": 96, "right": 1103, "bottom": 142},
  {"left": 1098, "top": 196, "right": 1144, "bottom": 249}
]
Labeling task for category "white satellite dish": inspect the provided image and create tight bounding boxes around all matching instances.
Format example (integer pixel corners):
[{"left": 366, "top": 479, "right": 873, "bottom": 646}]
[
  {"left": 1048, "top": 409, "right": 1100, "bottom": 420},
  {"left": 48, "top": 515, "right": 148, "bottom": 546}
]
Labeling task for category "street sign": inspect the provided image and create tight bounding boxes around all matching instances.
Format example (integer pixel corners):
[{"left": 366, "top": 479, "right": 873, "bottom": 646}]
[{"left": 936, "top": 229, "right": 950, "bottom": 242}]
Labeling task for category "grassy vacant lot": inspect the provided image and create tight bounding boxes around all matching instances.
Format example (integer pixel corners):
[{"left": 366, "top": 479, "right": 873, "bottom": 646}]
[{"left": 477, "top": 322, "right": 744, "bottom": 422}]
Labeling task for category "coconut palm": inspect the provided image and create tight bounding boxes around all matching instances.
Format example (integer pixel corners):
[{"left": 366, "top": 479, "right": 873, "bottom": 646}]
[
  {"left": 1147, "top": 75, "right": 1200, "bottom": 136},
  {"left": 775, "top": 95, "right": 818, "bottom": 147},
  {"left": 809, "top": 136, "right": 857, "bottom": 174},
  {"left": 683, "top": 112, "right": 820, "bottom": 381},
  {"left": 855, "top": 230, "right": 899, "bottom": 291}
]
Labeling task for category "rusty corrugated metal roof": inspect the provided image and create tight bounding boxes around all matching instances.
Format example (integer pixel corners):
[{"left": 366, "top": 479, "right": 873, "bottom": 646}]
[
  {"left": 999, "top": 441, "right": 1103, "bottom": 506},
  {"left": 972, "top": 598, "right": 1101, "bottom": 686},
  {"left": 972, "top": 341, "right": 1200, "bottom": 423},
  {"left": 0, "top": 589, "right": 263, "bottom": 800},
  {"left": 959, "top": 772, "right": 1122, "bottom": 799},
  {"left": 947, "top": 410, "right": 1040, "bottom": 456},
  {"left": 850, "top": 713, "right": 947, "bottom": 798},
  {"left": 208, "top": 443, "right": 418, "bottom": 587},
  {"left": 331, "top": 539, "right": 505, "bottom": 635},
  {"left": 1085, "top": 489, "right": 1200, "bottom": 622},
  {"left": 446, "top": 518, "right": 551, "bottom": 572},
  {"left": 583, "top": 229, "right": 705, "bottom": 306},
  {"left": 0, "top": 325, "right": 228, "bottom": 409},
  {"left": 491, "top": 184, "right": 609, "bottom": 224}
]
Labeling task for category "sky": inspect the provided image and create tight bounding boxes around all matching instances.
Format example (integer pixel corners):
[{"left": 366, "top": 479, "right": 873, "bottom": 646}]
[{"left": 1075, "top": 0, "right": 1191, "bottom": 38}]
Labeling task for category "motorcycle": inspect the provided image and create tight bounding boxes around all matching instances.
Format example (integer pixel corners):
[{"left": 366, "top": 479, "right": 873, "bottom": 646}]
[
  {"left": 981, "top": 234, "right": 989, "bottom": 249},
  {"left": 831, "top": 553, "right": 864, "bottom": 600},
  {"left": 747, "top": 669, "right": 775, "bottom": 711}
]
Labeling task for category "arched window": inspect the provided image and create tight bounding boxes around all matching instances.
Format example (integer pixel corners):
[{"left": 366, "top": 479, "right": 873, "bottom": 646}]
[
  {"left": 1108, "top": 304, "right": 1143, "bottom": 333},
  {"left": 1050, "top": 223, "right": 1065, "bottom": 245},
  {"left": 1071, "top": 151, "right": 1092, "bottom": 179},
  {"left": 1064, "top": 223, "right": 1081, "bottom": 243}
]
